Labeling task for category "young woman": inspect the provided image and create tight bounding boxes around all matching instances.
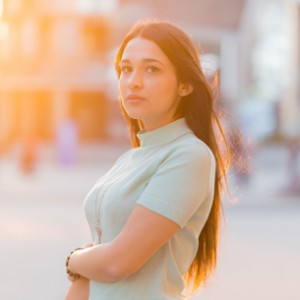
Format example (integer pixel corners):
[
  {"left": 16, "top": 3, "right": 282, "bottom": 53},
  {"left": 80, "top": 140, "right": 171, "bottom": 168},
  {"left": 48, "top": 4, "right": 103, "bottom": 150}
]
[{"left": 65, "top": 19, "right": 230, "bottom": 300}]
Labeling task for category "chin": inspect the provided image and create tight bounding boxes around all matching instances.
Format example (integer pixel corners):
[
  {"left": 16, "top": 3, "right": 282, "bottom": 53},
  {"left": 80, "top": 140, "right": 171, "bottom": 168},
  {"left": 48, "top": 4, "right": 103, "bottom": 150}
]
[{"left": 124, "top": 109, "right": 145, "bottom": 121}]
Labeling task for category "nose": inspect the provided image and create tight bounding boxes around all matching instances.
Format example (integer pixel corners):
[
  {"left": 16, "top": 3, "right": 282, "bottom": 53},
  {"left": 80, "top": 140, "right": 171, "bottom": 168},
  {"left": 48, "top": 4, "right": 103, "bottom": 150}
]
[{"left": 128, "top": 70, "right": 143, "bottom": 90}]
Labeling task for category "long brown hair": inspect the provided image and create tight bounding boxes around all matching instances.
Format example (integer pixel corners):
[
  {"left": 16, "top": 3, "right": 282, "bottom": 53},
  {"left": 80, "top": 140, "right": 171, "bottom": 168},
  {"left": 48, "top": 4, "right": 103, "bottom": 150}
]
[{"left": 114, "top": 20, "right": 230, "bottom": 292}]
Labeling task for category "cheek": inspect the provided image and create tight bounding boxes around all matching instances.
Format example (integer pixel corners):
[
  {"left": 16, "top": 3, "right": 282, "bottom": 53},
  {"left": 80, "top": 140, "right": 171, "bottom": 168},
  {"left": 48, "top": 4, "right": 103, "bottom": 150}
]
[{"left": 154, "top": 76, "right": 178, "bottom": 100}]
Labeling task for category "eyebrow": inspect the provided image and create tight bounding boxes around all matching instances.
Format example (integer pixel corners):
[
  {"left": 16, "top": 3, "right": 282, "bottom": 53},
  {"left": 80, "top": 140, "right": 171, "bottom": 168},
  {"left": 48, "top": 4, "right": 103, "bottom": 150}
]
[{"left": 119, "top": 58, "right": 164, "bottom": 66}]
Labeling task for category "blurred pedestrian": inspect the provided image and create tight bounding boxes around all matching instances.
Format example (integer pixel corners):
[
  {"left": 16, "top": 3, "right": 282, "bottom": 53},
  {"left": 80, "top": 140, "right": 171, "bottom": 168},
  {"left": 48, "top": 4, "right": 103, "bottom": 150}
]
[
  {"left": 286, "top": 135, "right": 300, "bottom": 194},
  {"left": 56, "top": 119, "right": 79, "bottom": 166},
  {"left": 20, "top": 134, "right": 38, "bottom": 174},
  {"left": 65, "top": 19, "right": 231, "bottom": 300}
]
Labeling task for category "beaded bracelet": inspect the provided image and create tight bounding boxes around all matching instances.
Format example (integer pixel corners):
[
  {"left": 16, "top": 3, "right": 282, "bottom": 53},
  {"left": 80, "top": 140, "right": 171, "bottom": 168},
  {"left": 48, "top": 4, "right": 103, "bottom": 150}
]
[{"left": 65, "top": 247, "right": 82, "bottom": 280}]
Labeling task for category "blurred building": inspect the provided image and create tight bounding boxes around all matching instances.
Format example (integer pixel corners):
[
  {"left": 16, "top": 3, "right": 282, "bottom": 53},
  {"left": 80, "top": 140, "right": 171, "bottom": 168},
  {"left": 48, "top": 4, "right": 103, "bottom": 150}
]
[
  {"left": 0, "top": 0, "right": 118, "bottom": 151},
  {"left": 238, "top": 0, "right": 300, "bottom": 142}
]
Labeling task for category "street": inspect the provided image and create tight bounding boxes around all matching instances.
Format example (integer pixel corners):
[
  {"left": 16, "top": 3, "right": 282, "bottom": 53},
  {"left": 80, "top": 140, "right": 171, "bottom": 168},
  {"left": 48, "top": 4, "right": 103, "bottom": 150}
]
[{"left": 0, "top": 142, "right": 299, "bottom": 300}]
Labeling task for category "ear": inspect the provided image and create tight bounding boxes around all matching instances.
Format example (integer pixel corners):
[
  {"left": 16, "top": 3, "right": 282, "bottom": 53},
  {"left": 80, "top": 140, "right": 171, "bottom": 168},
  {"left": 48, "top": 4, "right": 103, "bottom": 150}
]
[{"left": 178, "top": 82, "right": 194, "bottom": 97}]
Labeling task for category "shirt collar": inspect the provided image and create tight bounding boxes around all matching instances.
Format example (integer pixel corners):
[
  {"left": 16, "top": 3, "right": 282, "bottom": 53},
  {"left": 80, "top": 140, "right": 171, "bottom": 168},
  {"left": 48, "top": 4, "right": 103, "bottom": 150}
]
[{"left": 137, "top": 118, "right": 193, "bottom": 147}]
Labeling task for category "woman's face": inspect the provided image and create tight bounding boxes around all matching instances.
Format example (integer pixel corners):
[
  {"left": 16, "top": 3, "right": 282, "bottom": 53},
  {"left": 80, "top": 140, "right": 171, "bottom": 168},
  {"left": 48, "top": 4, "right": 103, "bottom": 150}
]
[{"left": 118, "top": 37, "right": 182, "bottom": 131}]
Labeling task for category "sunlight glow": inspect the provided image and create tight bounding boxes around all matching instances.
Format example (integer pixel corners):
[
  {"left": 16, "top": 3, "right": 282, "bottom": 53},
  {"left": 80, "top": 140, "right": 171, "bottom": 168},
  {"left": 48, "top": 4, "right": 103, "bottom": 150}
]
[
  {"left": 0, "top": 21, "right": 9, "bottom": 42},
  {"left": 0, "top": 0, "right": 3, "bottom": 18}
]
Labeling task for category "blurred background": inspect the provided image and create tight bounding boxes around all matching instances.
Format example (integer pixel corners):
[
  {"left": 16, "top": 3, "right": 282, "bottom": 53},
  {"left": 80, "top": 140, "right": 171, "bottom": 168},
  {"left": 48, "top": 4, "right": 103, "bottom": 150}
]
[{"left": 0, "top": 0, "right": 299, "bottom": 299}]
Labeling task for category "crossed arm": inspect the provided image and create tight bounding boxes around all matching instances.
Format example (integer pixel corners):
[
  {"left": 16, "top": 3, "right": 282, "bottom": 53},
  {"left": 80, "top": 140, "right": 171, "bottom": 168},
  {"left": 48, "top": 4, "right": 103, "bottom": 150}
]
[{"left": 68, "top": 204, "right": 180, "bottom": 282}]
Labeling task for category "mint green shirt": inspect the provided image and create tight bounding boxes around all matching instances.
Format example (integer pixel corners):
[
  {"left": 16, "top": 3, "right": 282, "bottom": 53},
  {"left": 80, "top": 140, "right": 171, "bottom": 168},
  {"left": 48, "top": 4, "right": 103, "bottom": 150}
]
[{"left": 84, "top": 118, "right": 216, "bottom": 300}]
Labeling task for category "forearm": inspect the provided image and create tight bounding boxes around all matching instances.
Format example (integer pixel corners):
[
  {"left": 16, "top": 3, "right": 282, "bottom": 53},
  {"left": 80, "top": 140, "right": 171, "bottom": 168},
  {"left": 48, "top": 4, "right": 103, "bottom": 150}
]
[
  {"left": 68, "top": 243, "right": 121, "bottom": 282},
  {"left": 68, "top": 206, "right": 180, "bottom": 283}
]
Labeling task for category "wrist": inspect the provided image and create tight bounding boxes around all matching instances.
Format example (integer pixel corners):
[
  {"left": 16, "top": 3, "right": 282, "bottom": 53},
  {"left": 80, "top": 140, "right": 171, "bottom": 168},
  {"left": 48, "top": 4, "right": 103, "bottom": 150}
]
[{"left": 66, "top": 248, "right": 82, "bottom": 280}]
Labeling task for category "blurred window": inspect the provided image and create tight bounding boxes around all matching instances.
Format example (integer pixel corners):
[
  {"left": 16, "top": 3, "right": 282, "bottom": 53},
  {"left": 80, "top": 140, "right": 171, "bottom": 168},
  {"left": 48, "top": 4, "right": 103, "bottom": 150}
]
[
  {"left": 51, "top": 19, "right": 79, "bottom": 58},
  {"left": 21, "top": 18, "right": 39, "bottom": 59},
  {"left": 4, "top": 0, "right": 35, "bottom": 15},
  {"left": 81, "top": 19, "right": 108, "bottom": 58},
  {"left": 39, "top": 17, "right": 52, "bottom": 59}
]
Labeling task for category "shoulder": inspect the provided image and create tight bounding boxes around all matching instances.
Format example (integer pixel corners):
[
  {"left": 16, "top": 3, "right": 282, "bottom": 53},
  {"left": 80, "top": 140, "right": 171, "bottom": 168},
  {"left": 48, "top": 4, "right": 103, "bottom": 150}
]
[{"left": 166, "top": 132, "right": 215, "bottom": 167}]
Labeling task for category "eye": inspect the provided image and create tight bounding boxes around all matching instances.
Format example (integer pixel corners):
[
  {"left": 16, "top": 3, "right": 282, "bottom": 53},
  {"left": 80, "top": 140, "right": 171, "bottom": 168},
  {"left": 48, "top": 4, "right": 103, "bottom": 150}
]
[
  {"left": 146, "top": 66, "right": 160, "bottom": 73},
  {"left": 120, "top": 66, "right": 132, "bottom": 73}
]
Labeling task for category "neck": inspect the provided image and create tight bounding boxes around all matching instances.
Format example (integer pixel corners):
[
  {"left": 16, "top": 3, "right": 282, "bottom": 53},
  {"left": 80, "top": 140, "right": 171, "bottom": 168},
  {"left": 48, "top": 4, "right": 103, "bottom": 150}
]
[{"left": 140, "top": 116, "right": 182, "bottom": 133}]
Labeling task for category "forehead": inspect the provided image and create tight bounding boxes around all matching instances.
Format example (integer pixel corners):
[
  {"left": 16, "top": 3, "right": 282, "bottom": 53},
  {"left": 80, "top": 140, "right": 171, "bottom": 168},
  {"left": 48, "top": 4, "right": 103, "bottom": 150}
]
[{"left": 121, "top": 37, "right": 170, "bottom": 63}]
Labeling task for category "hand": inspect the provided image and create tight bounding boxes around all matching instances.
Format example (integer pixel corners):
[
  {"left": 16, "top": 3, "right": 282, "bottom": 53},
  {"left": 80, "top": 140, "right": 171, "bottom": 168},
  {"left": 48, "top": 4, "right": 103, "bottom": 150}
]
[{"left": 65, "top": 277, "right": 89, "bottom": 300}]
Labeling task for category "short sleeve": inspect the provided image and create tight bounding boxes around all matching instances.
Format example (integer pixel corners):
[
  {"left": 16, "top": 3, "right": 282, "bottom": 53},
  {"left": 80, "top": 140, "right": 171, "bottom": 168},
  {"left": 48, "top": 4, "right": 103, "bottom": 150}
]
[{"left": 136, "top": 143, "right": 216, "bottom": 228}]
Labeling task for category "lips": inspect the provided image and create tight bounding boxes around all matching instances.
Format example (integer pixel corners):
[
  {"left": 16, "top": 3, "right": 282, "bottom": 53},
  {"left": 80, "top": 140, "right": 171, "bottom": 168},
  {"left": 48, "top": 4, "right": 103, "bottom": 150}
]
[
  {"left": 126, "top": 94, "right": 145, "bottom": 101},
  {"left": 126, "top": 94, "right": 145, "bottom": 104}
]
